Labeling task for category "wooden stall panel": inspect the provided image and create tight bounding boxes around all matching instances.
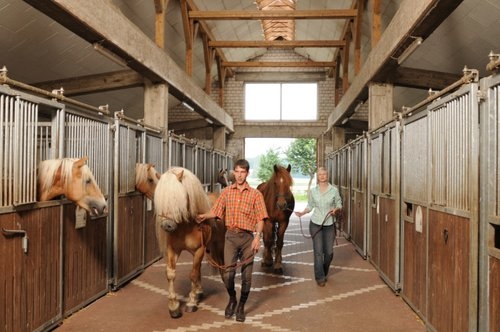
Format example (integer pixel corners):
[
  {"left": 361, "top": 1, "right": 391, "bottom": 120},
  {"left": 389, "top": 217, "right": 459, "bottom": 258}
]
[
  {"left": 378, "top": 196, "right": 398, "bottom": 287},
  {"left": 402, "top": 204, "right": 427, "bottom": 316},
  {"left": 0, "top": 207, "right": 61, "bottom": 332},
  {"left": 114, "top": 194, "right": 145, "bottom": 287},
  {"left": 144, "top": 205, "right": 161, "bottom": 266},
  {"left": 63, "top": 204, "right": 108, "bottom": 316},
  {"left": 490, "top": 256, "right": 500, "bottom": 331},
  {"left": 351, "top": 191, "right": 365, "bottom": 256},
  {"left": 428, "top": 210, "right": 469, "bottom": 332}
]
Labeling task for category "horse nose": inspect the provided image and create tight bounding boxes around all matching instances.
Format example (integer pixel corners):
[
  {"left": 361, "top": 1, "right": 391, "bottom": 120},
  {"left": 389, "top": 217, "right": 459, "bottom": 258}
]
[
  {"left": 160, "top": 219, "right": 178, "bottom": 232},
  {"left": 90, "top": 200, "right": 108, "bottom": 216}
]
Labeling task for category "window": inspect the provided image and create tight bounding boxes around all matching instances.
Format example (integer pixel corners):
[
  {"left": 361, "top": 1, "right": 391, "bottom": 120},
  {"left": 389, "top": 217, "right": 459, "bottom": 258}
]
[{"left": 245, "top": 83, "right": 317, "bottom": 121}]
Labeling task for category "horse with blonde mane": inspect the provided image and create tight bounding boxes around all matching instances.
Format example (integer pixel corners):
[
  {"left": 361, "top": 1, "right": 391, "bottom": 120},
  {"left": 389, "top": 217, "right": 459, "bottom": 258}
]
[
  {"left": 154, "top": 167, "right": 225, "bottom": 318},
  {"left": 37, "top": 156, "right": 107, "bottom": 216},
  {"left": 135, "top": 163, "right": 161, "bottom": 199}
]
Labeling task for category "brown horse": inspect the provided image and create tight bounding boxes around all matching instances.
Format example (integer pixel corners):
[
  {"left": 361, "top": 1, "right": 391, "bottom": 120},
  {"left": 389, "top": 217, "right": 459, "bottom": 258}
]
[
  {"left": 217, "top": 168, "right": 236, "bottom": 189},
  {"left": 135, "top": 163, "right": 161, "bottom": 200},
  {"left": 37, "top": 156, "right": 107, "bottom": 216},
  {"left": 154, "top": 167, "right": 225, "bottom": 318},
  {"left": 257, "top": 164, "right": 295, "bottom": 274}
]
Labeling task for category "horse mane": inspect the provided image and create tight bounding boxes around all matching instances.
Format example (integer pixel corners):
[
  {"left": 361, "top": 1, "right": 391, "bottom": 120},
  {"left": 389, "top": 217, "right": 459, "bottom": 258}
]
[
  {"left": 154, "top": 167, "right": 211, "bottom": 223},
  {"left": 135, "top": 163, "right": 156, "bottom": 184},
  {"left": 38, "top": 158, "right": 91, "bottom": 192}
]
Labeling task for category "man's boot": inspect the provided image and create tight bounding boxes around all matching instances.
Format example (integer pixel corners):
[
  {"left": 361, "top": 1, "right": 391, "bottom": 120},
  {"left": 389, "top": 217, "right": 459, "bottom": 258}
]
[
  {"left": 236, "top": 291, "right": 249, "bottom": 322},
  {"left": 224, "top": 289, "right": 237, "bottom": 319}
]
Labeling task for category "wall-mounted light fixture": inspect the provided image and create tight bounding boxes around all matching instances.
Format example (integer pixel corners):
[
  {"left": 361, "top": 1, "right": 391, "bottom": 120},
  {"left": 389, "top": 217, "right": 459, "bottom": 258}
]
[
  {"left": 93, "top": 43, "right": 127, "bottom": 67},
  {"left": 397, "top": 37, "right": 423, "bottom": 65},
  {"left": 181, "top": 101, "right": 195, "bottom": 112}
]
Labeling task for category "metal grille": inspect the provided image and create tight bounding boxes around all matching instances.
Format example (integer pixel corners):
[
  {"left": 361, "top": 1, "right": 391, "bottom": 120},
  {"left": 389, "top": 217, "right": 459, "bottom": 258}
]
[
  {"left": 429, "top": 86, "right": 476, "bottom": 211},
  {"left": 1, "top": 93, "right": 39, "bottom": 206},
  {"left": 64, "top": 111, "right": 111, "bottom": 196},
  {"left": 145, "top": 134, "right": 163, "bottom": 173},
  {"left": 402, "top": 116, "right": 428, "bottom": 203},
  {"left": 117, "top": 124, "right": 137, "bottom": 194}
]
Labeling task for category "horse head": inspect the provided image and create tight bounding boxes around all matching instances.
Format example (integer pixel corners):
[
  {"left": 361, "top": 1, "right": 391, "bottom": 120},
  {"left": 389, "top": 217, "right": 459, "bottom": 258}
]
[
  {"left": 273, "top": 164, "right": 293, "bottom": 211},
  {"left": 135, "top": 163, "right": 161, "bottom": 200},
  {"left": 154, "top": 167, "right": 210, "bottom": 233},
  {"left": 38, "top": 157, "right": 108, "bottom": 217},
  {"left": 217, "top": 169, "right": 229, "bottom": 188}
]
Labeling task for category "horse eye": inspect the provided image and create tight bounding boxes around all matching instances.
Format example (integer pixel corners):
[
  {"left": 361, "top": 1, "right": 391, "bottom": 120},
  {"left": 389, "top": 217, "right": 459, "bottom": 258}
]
[{"left": 85, "top": 178, "right": 92, "bottom": 184}]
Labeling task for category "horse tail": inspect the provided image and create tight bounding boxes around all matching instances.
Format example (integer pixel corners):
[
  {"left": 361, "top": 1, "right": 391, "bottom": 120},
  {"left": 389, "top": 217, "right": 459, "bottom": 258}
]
[{"left": 204, "top": 218, "right": 226, "bottom": 278}]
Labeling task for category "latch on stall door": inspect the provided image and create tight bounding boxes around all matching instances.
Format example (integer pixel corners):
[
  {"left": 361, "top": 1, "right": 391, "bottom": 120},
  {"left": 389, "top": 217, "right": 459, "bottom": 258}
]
[{"left": 2, "top": 228, "right": 28, "bottom": 254}]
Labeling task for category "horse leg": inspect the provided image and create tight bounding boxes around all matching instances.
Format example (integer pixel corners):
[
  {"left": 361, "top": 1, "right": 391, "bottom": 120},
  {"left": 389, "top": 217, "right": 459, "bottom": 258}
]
[
  {"left": 273, "top": 221, "right": 288, "bottom": 274},
  {"left": 261, "top": 220, "right": 274, "bottom": 267},
  {"left": 165, "top": 246, "right": 182, "bottom": 318},
  {"left": 185, "top": 246, "right": 205, "bottom": 313}
]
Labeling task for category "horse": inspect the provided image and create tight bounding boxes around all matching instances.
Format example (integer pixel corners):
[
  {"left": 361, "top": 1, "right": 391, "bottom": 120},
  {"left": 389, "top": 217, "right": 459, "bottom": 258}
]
[
  {"left": 217, "top": 168, "right": 236, "bottom": 189},
  {"left": 135, "top": 163, "right": 161, "bottom": 200},
  {"left": 257, "top": 164, "right": 295, "bottom": 274},
  {"left": 37, "top": 156, "right": 107, "bottom": 216},
  {"left": 154, "top": 167, "right": 225, "bottom": 318}
]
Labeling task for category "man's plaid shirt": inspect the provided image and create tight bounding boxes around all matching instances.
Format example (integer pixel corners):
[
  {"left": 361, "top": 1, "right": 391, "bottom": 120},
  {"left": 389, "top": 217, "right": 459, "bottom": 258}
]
[{"left": 211, "top": 181, "right": 268, "bottom": 232}]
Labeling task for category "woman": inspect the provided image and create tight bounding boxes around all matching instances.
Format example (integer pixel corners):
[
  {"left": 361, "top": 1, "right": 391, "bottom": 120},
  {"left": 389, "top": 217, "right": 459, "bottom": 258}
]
[{"left": 295, "top": 167, "right": 342, "bottom": 287}]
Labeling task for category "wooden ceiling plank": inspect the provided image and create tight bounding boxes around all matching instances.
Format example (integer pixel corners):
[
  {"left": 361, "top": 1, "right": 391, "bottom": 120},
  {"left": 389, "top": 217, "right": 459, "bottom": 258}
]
[
  {"left": 189, "top": 9, "right": 358, "bottom": 20},
  {"left": 222, "top": 61, "right": 335, "bottom": 68},
  {"left": 32, "top": 70, "right": 144, "bottom": 96},
  {"left": 209, "top": 40, "right": 346, "bottom": 48}
]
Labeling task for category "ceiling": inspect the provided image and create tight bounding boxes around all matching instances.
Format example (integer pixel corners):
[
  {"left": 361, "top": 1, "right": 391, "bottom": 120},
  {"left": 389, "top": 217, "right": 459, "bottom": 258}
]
[{"left": 0, "top": 0, "right": 499, "bottom": 131}]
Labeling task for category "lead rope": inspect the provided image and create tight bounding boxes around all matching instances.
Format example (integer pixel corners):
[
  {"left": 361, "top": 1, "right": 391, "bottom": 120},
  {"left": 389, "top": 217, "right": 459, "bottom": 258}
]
[
  {"left": 199, "top": 225, "right": 256, "bottom": 272},
  {"left": 298, "top": 212, "right": 340, "bottom": 245}
]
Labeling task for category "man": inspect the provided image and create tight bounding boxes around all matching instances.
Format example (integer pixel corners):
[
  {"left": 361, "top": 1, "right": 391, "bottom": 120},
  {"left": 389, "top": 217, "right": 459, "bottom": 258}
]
[{"left": 197, "top": 159, "right": 268, "bottom": 322}]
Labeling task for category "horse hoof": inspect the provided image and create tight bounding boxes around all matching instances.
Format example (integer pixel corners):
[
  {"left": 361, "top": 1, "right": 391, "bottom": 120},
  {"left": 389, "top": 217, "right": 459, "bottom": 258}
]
[
  {"left": 195, "top": 292, "right": 204, "bottom": 301},
  {"left": 169, "top": 309, "right": 183, "bottom": 319},
  {"left": 185, "top": 305, "right": 198, "bottom": 313},
  {"left": 261, "top": 261, "right": 273, "bottom": 268},
  {"left": 274, "top": 267, "right": 284, "bottom": 274}
]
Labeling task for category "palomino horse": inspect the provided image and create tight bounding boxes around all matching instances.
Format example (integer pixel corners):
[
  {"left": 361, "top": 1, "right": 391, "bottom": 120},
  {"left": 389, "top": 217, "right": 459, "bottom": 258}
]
[
  {"left": 154, "top": 167, "right": 225, "bottom": 318},
  {"left": 37, "top": 156, "right": 107, "bottom": 216},
  {"left": 135, "top": 163, "right": 161, "bottom": 199},
  {"left": 257, "top": 164, "right": 295, "bottom": 274}
]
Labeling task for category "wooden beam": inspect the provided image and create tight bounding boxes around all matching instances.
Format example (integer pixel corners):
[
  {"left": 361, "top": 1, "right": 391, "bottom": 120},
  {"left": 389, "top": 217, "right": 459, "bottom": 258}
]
[
  {"left": 222, "top": 61, "right": 335, "bottom": 68},
  {"left": 189, "top": 9, "right": 358, "bottom": 20},
  {"left": 24, "top": 0, "right": 234, "bottom": 132},
  {"left": 153, "top": 0, "right": 168, "bottom": 48},
  {"left": 389, "top": 67, "right": 461, "bottom": 90},
  {"left": 327, "top": 0, "right": 463, "bottom": 130},
  {"left": 31, "top": 70, "right": 143, "bottom": 96},
  {"left": 208, "top": 40, "right": 346, "bottom": 48}
]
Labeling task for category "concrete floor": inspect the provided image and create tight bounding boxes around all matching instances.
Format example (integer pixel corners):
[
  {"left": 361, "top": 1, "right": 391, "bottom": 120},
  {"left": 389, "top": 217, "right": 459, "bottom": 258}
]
[{"left": 54, "top": 209, "right": 425, "bottom": 332}]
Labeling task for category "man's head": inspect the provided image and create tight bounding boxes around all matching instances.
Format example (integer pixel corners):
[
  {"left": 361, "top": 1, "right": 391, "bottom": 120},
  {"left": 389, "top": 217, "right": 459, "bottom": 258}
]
[{"left": 233, "top": 159, "right": 250, "bottom": 185}]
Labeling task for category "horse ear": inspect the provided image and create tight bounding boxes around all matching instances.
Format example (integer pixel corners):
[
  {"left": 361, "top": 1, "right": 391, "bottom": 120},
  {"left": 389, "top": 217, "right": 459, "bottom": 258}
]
[
  {"left": 176, "top": 169, "right": 184, "bottom": 182},
  {"left": 74, "top": 156, "right": 88, "bottom": 168},
  {"left": 287, "top": 164, "right": 292, "bottom": 172},
  {"left": 274, "top": 164, "right": 278, "bottom": 172}
]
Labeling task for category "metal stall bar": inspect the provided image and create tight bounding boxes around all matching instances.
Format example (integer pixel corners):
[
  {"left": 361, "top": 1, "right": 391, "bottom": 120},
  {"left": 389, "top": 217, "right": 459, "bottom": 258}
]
[{"left": 479, "top": 70, "right": 500, "bottom": 332}]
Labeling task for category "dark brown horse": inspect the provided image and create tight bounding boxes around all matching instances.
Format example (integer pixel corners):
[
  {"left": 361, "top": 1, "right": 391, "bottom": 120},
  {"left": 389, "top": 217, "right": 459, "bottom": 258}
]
[
  {"left": 257, "top": 164, "right": 295, "bottom": 274},
  {"left": 154, "top": 167, "right": 225, "bottom": 319}
]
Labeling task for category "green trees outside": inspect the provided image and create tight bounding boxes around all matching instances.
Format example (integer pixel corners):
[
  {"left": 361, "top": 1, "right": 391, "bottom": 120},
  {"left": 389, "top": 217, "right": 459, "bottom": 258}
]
[
  {"left": 255, "top": 138, "right": 317, "bottom": 194},
  {"left": 285, "top": 138, "right": 317, "bottom": 193}
]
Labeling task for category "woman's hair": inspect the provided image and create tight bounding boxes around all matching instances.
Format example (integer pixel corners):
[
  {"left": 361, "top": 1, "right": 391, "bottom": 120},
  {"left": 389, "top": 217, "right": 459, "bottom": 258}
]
[{"left": 317, "top": 166, "right": 328, "bottom": 174}]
